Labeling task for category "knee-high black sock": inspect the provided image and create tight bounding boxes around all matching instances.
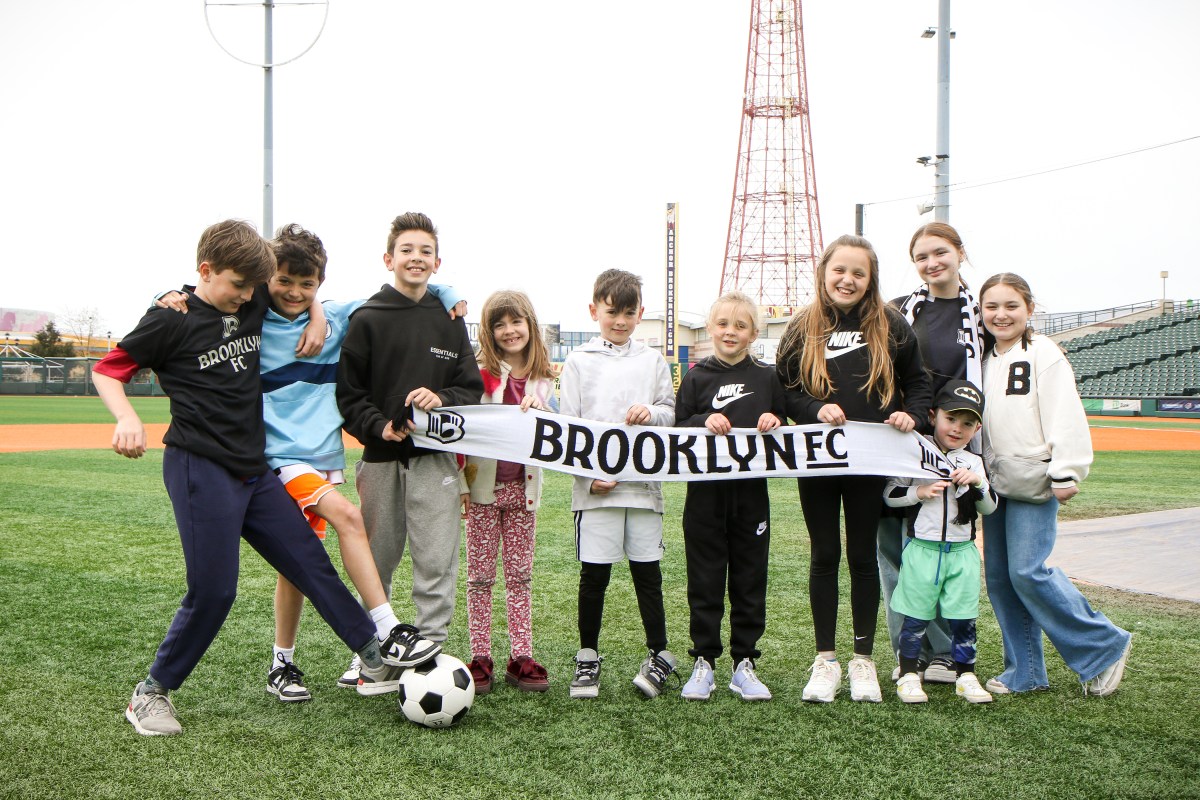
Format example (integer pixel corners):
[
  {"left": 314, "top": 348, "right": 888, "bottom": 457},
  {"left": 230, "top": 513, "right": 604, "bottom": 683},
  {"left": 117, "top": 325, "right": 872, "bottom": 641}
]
[
  {"left": 578, "top": 561, "right": 612, "bottom": 651},
  {"left": 629, "top": 560, "right": 668, "bottom": 653}
]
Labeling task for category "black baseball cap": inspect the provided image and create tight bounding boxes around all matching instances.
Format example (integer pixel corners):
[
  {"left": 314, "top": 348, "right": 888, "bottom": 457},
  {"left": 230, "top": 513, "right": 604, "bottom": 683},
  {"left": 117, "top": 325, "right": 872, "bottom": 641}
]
[{"left": 934, "top": 379, "right": 983, "bottom": 422}]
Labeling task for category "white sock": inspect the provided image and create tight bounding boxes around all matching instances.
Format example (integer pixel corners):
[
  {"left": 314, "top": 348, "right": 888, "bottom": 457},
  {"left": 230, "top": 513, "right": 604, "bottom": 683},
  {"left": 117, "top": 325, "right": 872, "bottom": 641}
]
[
  {"left": 273, "top": 646, "right": 294, "bottom": 671},
  {"left": 369, "top": 603, "right": 401, "bottom": 640}
]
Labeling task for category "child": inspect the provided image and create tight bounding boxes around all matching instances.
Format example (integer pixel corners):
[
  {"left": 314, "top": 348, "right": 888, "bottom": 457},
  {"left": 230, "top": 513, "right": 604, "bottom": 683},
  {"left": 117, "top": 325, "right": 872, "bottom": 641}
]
[
  {"left": 463, "top": 290, "right": 558, "bottom": 694},
  {"left": 775, "top": 234, "right": 932, "bottom": 704},
  {"left": 879, "top": 222, "right": 988, "bottom": 684},
  {"left": 93, "top": 220, "right": 414, "bottom": 736},
  {"left": 336, "top": 212, "right": 484, "bottom": 693},
  {"left": 559, "top": 268, "right": 677, "bottom": 699},
  {"left": 978, "top": 273, "right": 1131, "bottom": 696},
  {"left": 884, "top": 379, "right": 997, "bottom": 704},
  {"left": 674, "top": 291, "right": 786, "bottom": 701}
]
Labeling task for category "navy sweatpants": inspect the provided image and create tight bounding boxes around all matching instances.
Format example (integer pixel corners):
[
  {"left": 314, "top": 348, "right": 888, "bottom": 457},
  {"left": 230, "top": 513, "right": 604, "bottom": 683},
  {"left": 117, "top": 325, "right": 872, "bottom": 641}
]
[{"left": 150, "top": 447, "right": 376, "bottom": 689}]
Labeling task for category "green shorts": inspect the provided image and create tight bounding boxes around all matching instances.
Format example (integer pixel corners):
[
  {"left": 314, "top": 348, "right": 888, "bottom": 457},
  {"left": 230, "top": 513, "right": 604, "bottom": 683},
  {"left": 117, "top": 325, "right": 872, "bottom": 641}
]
[{"left": 891, "top": 538, "right": 981, "bottom": 620}]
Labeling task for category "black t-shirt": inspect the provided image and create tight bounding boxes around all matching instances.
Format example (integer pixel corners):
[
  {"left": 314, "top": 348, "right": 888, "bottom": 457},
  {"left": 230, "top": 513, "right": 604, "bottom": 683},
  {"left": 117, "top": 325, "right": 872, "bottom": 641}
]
[
  {"left": 118, "top": 288, "right": 268, "bottom": 477},
  {"left": 907, "top": 295, "right": 969, "bottom": 392}
]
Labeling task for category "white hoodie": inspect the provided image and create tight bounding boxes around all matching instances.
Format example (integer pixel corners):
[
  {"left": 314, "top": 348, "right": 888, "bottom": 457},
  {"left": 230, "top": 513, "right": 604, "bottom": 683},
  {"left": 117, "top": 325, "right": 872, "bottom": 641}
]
[{"left": 559, "top": 337, "right": 676, "bottom": 512}]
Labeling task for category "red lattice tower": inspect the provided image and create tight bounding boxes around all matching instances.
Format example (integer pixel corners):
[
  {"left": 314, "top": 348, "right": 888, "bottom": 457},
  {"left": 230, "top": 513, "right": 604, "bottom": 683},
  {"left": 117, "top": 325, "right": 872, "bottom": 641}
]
[{"left": 721, "top": 0, "right": 823, "bottom": 311}]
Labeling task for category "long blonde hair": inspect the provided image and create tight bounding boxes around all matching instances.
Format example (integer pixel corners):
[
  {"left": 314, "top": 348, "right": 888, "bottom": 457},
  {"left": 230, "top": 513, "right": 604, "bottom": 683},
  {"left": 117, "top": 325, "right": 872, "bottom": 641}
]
[
  {"left": 777, "top": 234, "right": 897, "bottom": 407},
  {"left": 476, "top": 290, "right": 556, "bottom": 380}
]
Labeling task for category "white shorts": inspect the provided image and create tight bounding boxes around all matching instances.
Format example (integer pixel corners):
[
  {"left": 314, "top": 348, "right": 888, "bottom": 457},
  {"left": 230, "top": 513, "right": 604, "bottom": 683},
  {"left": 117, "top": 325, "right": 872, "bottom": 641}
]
[{"left": 574, "top": 506, "right": 664, "bottom": 564}]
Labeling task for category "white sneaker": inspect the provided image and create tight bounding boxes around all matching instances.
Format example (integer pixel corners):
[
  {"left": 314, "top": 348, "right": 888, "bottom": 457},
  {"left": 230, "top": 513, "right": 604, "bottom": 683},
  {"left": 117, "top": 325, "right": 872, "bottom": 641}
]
[
  {"left": 847, "top": 657, "right": 882, "bottom": 703},
  {"left": 955, "top": 672, "right": 993, "bottom": 704},
  {"left": 1085, "top": 637, "right": 1132, "bottom": 697},
  {"left": 681, "top": 657, "right": 715, "bottom": 701},
  {"left": 336, "top": 655, "right": 361, "bottom": 689},
  {"left": 985, "top": 677, "right": 1012, "bottom": 695},
  {"left": 896, "top": 672, "right": 928, "bottom": 704},
  {"left": 729, "top": 658, "right": 772, "bottom": 701},
  {"left": 801, "top": 657, "right": 841, "bottom": 703}
]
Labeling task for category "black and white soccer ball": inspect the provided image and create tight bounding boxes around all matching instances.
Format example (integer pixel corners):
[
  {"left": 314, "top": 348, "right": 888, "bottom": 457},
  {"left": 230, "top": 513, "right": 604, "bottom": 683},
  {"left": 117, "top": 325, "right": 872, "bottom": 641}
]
[{"left": 396, "top": 653, "right": 475, "bottom": 728}]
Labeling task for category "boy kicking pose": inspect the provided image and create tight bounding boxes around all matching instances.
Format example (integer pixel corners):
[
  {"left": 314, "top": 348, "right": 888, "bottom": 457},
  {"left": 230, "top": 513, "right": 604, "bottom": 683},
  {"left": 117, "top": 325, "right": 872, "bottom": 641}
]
[
  {"left": 94, "top": 220, "right": 434, "bottom": 736},
  {"left": 559, "top": 269, "right": 677, "bottom": 699}
]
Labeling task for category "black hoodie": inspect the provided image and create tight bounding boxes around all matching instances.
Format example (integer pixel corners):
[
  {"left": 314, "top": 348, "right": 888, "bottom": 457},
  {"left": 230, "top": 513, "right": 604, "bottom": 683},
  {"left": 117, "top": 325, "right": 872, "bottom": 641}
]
[
  {"left": 676, "top": 355, "right": 787, "bottom": 429},
  {"left": 776, "top": 305, "right": 931, "bottom": 426},
  {"left": 336, "top": 283, "right": 483, "bottom": 463}
]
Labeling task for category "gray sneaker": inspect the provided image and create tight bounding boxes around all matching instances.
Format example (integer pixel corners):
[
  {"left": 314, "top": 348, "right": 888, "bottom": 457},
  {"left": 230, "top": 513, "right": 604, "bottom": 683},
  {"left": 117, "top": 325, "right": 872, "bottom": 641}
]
[
  {"left": 681, "top": 657, "right": 715, "bottom": 701},
  {"left": 1085, "top": 638, "right": 1132, "bottom": 697},
  {"left": 923, "top": 656, "right": 957, "bottom": 684},
  {"left": 356, "top": 662, "right": 403, "bottom": 696},
  {"left": 570, "top": 648, "right": 602, "bottom": 699},
  {"left": 729, "top": 658, "right": 772, "bottom": 701},
  {"left": 126, "top": 682, "right": 182, "bottom": 736},
  {"left": 267, "top": 656, "right": 311, "bottom": 702},
  {"left": 632, "top": 650, "right": 677, "bottom": 699}
]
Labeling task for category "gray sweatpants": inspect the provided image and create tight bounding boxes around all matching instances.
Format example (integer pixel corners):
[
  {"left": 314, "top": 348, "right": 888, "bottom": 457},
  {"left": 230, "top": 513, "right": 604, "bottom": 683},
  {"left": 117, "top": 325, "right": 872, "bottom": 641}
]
[{"left": 356, "top": 453, "right": 462, "bottom": 642}]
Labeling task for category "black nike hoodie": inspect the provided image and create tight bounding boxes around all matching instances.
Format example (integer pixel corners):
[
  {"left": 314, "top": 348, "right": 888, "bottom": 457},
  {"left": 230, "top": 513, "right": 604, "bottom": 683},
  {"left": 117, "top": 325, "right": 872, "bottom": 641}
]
[
  {"left": 776, "top": 305, "right": 931, "bottom": 426},
  {"left": 676, "top": 355, "right": 787, "bottom": 428}
]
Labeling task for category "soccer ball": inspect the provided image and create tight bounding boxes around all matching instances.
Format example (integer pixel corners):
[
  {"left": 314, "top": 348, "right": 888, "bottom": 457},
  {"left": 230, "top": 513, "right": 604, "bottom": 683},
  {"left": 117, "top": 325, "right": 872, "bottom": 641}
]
[{"left": 396, "top": 653, "right": 475, "bottom": 728}]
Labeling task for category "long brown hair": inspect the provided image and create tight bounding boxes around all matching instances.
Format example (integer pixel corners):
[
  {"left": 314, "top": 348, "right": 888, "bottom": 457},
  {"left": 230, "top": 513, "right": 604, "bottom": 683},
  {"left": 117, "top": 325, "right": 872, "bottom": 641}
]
[
  {"left": 909, "top": 221, "right": 970, "bottom": 290},
  {"left": 476, "top": 290, "right": 556, "bottom": 380},
  {"left": 979, "top": 272, "right": 1036, "bottom": 349},
  {"left": 777, "top": 234, "right": 897, "bottom": 406}
]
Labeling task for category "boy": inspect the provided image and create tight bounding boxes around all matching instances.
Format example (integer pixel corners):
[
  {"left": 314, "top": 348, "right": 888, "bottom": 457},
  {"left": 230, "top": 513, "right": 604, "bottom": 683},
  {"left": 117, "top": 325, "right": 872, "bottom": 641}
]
[
  {"left": 336, "top": 212, "right": 484, "bottom": 693},
  {"left": 559, "top": 268, "right": 677, "bottom": 699},
  {"left": 883, "top": 379, "right": 998, "bottom": 704},
  {"left": 674, "top": 291, "right": 786, "bottom": 701},
  {"left": 94, "top": 220, "right": 418, "bottom": 737}
]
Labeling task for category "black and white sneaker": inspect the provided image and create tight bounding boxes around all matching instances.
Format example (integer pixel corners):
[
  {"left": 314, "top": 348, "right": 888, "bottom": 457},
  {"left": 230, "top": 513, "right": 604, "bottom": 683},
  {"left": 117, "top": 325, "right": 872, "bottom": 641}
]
[
  {"left": 379, "top": 624, "right": 440, "bottom": 668},
  {"left": 267, "top": 657, "right": 312, "bottom": 703},
  {"left": 923, "top": 657, "right": 957, "bottom": 684},
  {"left": 356, "top": 663, "right": 404, "bottom": 696},
  {"left": 632, "top": 650, "right": 677, "bottom": 699},
  {"left": 570, "top": 648, "right": 602, "bottom": 699}
]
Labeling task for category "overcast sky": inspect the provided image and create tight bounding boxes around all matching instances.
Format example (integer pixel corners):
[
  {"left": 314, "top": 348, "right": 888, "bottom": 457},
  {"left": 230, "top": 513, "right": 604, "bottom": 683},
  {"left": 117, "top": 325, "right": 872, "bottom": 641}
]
[{"left": 2, "top": 0, "right": 1198, "bottom": 340}]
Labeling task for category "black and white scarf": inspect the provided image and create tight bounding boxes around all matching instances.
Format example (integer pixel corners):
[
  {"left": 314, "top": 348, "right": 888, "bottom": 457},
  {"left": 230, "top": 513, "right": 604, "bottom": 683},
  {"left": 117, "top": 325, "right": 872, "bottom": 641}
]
[{"left": 897, "top": 283, "right": 985, "bottom": 395}]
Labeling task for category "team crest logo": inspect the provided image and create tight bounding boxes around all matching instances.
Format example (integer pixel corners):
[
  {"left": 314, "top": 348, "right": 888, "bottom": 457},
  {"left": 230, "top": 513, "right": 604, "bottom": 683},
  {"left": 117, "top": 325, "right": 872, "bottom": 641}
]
[
  {"left": 426, "top": 410, "right": 466, "bottom": 444},
  {"left": 916, "top": 436, "right": 950, "bottom": 477},
  {"left": 957, "top": 330, "right": 971, "bottom": 346},
  {"left": 953, "top": 384, "right": 982, "bottom": 405},
  {"left": 222, "top": 316, "right": 240, "bottom": 339}
]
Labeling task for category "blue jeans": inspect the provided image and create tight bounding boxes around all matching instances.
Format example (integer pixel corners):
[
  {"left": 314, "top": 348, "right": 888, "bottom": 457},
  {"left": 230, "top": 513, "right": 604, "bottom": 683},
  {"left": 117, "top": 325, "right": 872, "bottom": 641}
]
[
  {"left": 983, "top": 496, "right": 1131, "bottom": 691},
  {"left": 877, "top": 515, "right": 952, "bottom": 663}
]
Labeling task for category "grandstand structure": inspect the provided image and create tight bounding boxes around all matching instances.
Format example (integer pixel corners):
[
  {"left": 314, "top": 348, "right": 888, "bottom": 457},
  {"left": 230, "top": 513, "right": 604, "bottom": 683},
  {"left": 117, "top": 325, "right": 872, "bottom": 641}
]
[{"left": 1059, "top": 306, "right": 1200, "bottom": 398}]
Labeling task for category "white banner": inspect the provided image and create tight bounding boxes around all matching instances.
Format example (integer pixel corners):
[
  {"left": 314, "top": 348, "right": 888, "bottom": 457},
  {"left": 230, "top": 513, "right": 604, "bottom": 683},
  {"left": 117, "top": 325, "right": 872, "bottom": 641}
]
[{"left": 411, "top": 406, "right": 954, "bottom": 483}]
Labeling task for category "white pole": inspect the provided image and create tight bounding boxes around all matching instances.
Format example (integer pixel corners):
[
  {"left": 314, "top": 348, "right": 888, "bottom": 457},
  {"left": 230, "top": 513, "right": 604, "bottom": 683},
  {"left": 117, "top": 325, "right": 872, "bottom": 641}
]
[
  {"left": 933, "top": 0, "right": 951, "bottom": 222},
  {"left": 263, "top": 1, "right": 274, "bottom": 236}
]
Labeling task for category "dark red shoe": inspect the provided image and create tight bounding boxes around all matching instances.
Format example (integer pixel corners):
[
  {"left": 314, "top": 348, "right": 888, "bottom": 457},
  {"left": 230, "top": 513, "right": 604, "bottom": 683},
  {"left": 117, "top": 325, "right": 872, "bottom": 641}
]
[
  {"left": 468, "top": 656, "right": 494, "bottom": 695},
  {"left": 505, "top": 655, "right": 550, "bottom": 692}
]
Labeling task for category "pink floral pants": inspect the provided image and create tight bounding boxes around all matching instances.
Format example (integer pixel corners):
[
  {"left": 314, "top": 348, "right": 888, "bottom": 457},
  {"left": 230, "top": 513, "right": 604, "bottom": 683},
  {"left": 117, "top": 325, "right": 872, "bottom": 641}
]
[{"left": 466, "top": 480, "right": 537, "bottom": 659}]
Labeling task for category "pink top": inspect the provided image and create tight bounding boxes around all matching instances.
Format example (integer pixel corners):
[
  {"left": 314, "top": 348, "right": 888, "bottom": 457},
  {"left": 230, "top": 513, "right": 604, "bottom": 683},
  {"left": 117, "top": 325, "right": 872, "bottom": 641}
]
[{"left": 494, "top": 375, "right": 526, "bottom": 483}]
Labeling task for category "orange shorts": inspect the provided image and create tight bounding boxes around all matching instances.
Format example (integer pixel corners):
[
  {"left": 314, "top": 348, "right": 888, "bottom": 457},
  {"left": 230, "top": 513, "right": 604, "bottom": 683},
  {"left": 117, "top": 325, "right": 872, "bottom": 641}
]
[{"left": 277, "top": 464, "right": 344, "bottom": 540}]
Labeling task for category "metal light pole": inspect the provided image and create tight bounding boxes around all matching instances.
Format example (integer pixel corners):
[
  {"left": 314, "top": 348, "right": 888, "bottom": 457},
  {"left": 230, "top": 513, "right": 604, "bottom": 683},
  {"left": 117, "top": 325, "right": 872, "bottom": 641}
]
[
  {"left": 1161, "top": 270, "right": 1169, "bottom": 314},
  {"left": 204, "top": 1, "right": 329, "bottom": 235},
  {"left": 933, "top": 0, "right": 951, "bottom": 221}
]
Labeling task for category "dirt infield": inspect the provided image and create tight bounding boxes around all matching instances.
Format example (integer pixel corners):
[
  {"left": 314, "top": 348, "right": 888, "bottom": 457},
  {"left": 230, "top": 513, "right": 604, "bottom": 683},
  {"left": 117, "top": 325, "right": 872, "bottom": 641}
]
[{"left": 3, "top": 422, "right": 1200, "bottom": 453}]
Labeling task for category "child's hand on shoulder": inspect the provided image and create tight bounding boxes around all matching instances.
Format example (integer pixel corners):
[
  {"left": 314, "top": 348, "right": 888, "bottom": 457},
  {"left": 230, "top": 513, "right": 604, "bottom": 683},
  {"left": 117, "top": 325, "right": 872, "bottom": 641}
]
[
  {"left": 706, "top": 413, "right": 732, "bottom": 435},
  {"left": 949, "top": 467, "right": 983, "bottom": 487},
  {"left": 885, "top": 411, "right": 917, "bottom": 432},
  {"left": 590, "top": 479, "right": 618, "bottom": 495},
  {"left": 817, "top": 403, "right": 846, "bottom": 426},
  {"left": 626, "top": 404, "right": 651, "bottom": 425},
  {"left": 406, "top": 387, "right": 443, "bottom": 411},
  {"left": 448, "top": 300, "right": 468, "bottom": 320},
  {"left": 917, "top": 480, "right": 950, "bottom": 500},
  {"left": 155, "top": 290, "right": 189, "bottom": 314},
  {"left": 757, "top": 413, "right": 782, "bottom": 433}
]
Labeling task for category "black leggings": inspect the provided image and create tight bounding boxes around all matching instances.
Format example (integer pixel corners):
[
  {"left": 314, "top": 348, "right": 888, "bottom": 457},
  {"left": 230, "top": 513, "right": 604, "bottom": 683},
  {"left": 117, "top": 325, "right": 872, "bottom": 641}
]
[
  {"left": 797, "top": 475, "right": 886, "bottom": 656},
  {"left": 578, "top": 560, "right": 667, "bottom": 653}
]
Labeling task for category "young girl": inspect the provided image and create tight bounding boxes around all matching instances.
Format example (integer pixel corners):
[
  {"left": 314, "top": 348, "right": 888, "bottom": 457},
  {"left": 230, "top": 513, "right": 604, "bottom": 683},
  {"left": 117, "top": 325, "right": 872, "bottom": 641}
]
[
  {"left": 979, "top": 273, "right": 1131, "bottom": 696},
  {"left": 879, "top": 222, "right": 988, "bottom": 685},
  {"left": 776, "top": 234, "right": 932, "bottom": 703},
  {"left": 464, "top": 290, "right": 558, "bottom": 694},
  {"left": 675, "top": 291, "right": 786, "bottom": 701}
]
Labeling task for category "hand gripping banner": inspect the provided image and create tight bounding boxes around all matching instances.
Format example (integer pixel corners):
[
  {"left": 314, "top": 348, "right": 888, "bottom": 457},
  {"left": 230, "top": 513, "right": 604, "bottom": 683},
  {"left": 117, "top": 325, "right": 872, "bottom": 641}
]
[{"left": 412, "top": 406, "right": 954, "bottom": 483}]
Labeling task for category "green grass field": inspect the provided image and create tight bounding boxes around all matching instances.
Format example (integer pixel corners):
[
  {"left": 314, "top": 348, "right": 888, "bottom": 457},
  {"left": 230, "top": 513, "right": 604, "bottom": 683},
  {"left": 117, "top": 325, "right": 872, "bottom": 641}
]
[
  {"left": 1, "top": 401, "right": 1198, "bottom": 799},
  {"left": 0, "top": 395, "right": 173, "bottom": 424}
]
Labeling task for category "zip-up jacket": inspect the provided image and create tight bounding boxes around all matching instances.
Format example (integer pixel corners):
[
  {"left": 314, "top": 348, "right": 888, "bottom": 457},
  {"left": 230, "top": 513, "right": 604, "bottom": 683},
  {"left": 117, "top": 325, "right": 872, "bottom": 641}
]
[{"left": 884, "top": 440, "right": 997, "bottom": 542}]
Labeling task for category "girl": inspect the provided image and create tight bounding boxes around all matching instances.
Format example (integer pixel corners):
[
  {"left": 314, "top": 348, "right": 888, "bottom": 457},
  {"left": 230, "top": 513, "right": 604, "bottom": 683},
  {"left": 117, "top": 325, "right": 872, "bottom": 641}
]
[
  {"left": 978, "top": 273, "right": 1131, "bottom": 696},
  {"left": 777, "top": 234, "right": 932, "bottom": 703},
  {"left": 464, "top": 290, "right": 558, "bottom": 694},
  {"left": 879, "top": 222, "right": 988, "bottom": 685},
  {"left": 675, "top": 291, "right": 787, "bottom": 701}
]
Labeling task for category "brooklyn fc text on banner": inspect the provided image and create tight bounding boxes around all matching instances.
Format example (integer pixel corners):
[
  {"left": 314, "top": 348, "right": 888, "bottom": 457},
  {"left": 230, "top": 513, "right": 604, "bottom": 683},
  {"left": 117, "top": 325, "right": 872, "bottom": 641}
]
[{"left": 412, "top": 406, "right": 955, "bottom": 482}]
